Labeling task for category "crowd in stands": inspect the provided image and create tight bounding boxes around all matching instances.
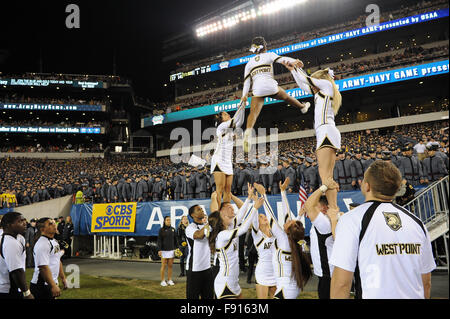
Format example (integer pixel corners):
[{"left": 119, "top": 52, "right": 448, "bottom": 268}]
[
  {"left": 1, "top": 121, "right": 447, "bottom": 208},
  {"left": 173, "top": 0, "right": 446, "bottom": 73}
]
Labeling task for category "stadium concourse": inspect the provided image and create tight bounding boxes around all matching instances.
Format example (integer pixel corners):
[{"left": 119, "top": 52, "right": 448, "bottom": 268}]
[{"left": 0, "top": 0, "right": 449, "bottom": 302}]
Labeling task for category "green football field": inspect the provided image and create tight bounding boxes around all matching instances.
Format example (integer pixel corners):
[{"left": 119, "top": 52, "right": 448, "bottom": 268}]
[{"left": 25, "top": 269, "right": 319, "bottom": 299}]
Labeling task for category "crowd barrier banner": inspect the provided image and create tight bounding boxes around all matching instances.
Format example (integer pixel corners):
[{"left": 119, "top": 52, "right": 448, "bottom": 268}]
[{"left": 71, "top": 191, "right": 366, "bottom": 237}]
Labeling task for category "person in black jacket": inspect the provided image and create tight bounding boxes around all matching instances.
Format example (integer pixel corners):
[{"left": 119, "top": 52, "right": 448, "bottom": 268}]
[
  {"left": 246, "top": 228, "right": 258, "bottom": 284},
  {"left": 157, "top": 216, "right": 178, "bottom": 286},
  {"left": 176, "top": 215, "right": 189, "bottom": 277}
]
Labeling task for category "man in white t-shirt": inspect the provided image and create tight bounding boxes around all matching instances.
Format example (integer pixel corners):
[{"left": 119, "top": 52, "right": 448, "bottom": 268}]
[
  {"left": 185, "top": 205, "right": 214, "bottom": 299},
  {"left": 300, "top": 177, "right": 339, "bottom": 299},
  {"left": 413, "top": 140, "right": 427, "bottom": 161},
  {"left": 0, "top": 212, "right": 33, "bottom": 299},
  {"left": 330, "top": 161, "right": 436, "bottom": 299},
  {"left": 30, "top": 217, "right": 67, "bottom": 299}
]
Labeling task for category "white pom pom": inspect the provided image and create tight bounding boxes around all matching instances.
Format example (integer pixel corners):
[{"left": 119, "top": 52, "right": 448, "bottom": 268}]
[
  {"left": 328, "top": 69, "right": 335, "bottom": 79},
  {"left": 301, "top": 102, "right": 310, "bottom": 114}
]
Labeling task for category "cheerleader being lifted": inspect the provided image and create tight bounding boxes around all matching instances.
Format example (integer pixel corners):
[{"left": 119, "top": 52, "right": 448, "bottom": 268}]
[{"left": 241, "top": 36, "right": 310, "bottom": 153}]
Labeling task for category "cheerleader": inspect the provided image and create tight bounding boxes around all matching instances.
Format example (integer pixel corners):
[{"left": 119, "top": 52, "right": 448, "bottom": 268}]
[
  {"left": 253, "top": 179, "right": 312, "bottom": 299},
  {"left": 208, "top": 189, "right": 264, "bottom": 299},
  {"left": 283, "top": 60, "right": 342, "bottom": 210},
  {"left": 211, "top": 102, "right": 246, "bottom": 210},
  {"left": 251, "top": 206, "right": 277, "bottom": 299},
  {"left": 241, "top": 36, "right": 311, "bottom": 153}
]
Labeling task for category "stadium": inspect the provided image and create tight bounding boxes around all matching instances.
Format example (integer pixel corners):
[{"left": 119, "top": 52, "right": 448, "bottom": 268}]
[{"left": 0, "top": 0, "right": 448, "bottom": 307}]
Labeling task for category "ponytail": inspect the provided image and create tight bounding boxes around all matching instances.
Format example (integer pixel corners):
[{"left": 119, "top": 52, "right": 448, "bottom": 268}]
[
  {"left": 287, "top": 221, "right": 312, "bottom": 289},
  {"left": 207, "top": 211, "right": 223, "bottom": 254}
]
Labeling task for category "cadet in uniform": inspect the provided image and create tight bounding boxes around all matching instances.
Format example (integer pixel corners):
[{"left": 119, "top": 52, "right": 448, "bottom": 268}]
[
  {"left": 398, "top": 144, "right": 425, "bottom": 186},
  {"left": 423, "top": 144, "right": 447, "bottom": 182},
  {"left": 334, "top": 150, "right": 353, "bottom": 191},
  {"left": 350, "top": 149, "right": 365, "bottom": 190}
]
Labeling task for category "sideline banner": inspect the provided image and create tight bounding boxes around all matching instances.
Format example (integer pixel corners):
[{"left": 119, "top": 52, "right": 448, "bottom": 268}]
[
  {"left": 71, "top": 191, "right": 367, "bottom": 237},
  {"left": 91, "top": 202, "right": 137, "bottom": 233}
]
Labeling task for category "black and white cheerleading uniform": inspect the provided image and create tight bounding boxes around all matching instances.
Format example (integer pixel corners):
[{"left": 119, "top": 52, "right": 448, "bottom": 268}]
[
  {"left": 0, "top": 233, "right": 26, "bottom": 298},
  {"left": 185, "top": 221, "right": 214, "bottom": 299},
  {"left": 242, "top": 52, "right": 297, "bottom": 98},
  {"left": 251, "top": 216, "right": 276, "bottom": 287},
  {"left": 262, "top": 192, "right": 300, "bottom": 299},
  {"left": 290, "top": 68, "right": 341, "bottom": 151},
  {"left": 30, "top": 235, "right": 64, "bottom": 299},
  {"left": 330, "top": 201, "right": 436, "bottom": 299},
  {"left": 210, "top": 104, "right": 245, "bottom": 176},
  {"left": 308, "top": 212, "right": 334, "bottom": 299},
  {"left": 214, "top": 200, "right": 256, "bottom": 299}
]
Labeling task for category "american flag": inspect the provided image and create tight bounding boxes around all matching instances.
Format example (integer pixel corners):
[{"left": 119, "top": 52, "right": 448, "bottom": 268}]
[{"left": 298, "top": 184, "right": 308, "bottom": 208}]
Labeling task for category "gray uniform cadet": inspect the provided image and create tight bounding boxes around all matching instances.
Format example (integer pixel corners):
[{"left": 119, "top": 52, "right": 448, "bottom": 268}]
[
  {"left": 423, "top": 145, "right": 447, "bottom": 182},
  {"left": 174, "top": 171, "right": 184, "bottom": 200},
  {"left": 334, "top": 150, "right": 353, "bottom": 191},
  {"left": 303, "top": 157, "right": 317, "bottom": 193},
  {"left": 282, "top": 158, "right": 296, "bottom": 192},
  {"left": 351, "top": 149, "right": 365, "bottom": 190},
  {"left": 398, "top": 145, "right": 425, "bottom": 186},
  {"left": 195, "top": 168, "right": 208, "bottom": 199},
  {"left": 183, "top": 171, "right": 196, "bottom": 200}
]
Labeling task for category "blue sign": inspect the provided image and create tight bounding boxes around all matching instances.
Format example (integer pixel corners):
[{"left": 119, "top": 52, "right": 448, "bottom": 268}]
[
  {"left": 144, "top": 59, "right": 449, "bottom": 127},
  {"left": 71, "top": 191, "right": 368, "bottom": 237},
  {"left": 169, "top": 8, "right": 449, "bottom": 80},
  {"left": 0, "top": 103, "right": 104, "bottom": 112},
  {"left": 0, "top": 126, "right": 103, "bottom": 134}
]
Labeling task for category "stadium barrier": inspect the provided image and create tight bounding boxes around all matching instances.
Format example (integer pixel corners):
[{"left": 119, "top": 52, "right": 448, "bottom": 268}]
[{"left": 0, "top": 195, "right": 73, "bottom": 219}]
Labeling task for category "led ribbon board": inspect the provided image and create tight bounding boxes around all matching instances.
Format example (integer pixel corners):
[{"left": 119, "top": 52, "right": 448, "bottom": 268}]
[
  {"left": 0, "top": 126, "right": 103, "bottom": 134},
  {"left": 169, "top": 8, "right": 449, "bottom": 81},
  {"left": 145, "top": 59, "right": 449, "bottom": 127},
  {"left": 0, "top": 103, "right": 104, "bottom": 112},
  {"left": 0, "top": 78, "right": 105, "bottom": 89}
]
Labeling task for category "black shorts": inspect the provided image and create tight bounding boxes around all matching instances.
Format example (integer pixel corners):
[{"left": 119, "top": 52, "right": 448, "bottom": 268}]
[
  {"left": 186, "top": 268, "right": 214, "bottom": 299},
  {"left": 317, "top": 276, "right": 331, "bottom": 299},
  {"left": 30, "top": 282, "right": 54, "bottom": 300}
]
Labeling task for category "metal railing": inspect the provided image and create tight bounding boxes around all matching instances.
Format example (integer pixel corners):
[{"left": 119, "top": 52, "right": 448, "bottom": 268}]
[
  {"left": 404, "top": 176, "right": 449, "bottom": 226},
  {"left": 404, "top": 176, "right": 449, "bottom": 273}
]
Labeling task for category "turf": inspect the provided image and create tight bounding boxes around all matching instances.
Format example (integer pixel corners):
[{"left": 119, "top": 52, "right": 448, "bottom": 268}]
[{"left": 25, "top": 269, "right": 319, "bottom": 299}]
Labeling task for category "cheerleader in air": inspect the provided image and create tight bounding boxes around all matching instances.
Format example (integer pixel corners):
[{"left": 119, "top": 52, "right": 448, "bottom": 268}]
[
  {"left": 211, "top": 103, "right": 246, "bottom": 209},
  {"left": 208, "top": 188, "right": 264, "bottom": 299},
  {"left": 283, "top": 60, "right": 342, "bottom": 211},
  {"left": 253, "top": 179, "right": 312, "bottom": 299},
  {"left": 241, "top": 36, "right": 311, "bottom": 153}
]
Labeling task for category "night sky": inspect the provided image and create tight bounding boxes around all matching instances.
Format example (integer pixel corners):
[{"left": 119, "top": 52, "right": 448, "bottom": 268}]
[{"left": 0, "top": 0, "right": 235, "bottom": 100}]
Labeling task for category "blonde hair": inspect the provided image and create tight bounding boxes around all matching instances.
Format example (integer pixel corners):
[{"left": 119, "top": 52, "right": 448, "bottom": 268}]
[{"left": 310, "top": 68, "right": 342, "bottom": 115}]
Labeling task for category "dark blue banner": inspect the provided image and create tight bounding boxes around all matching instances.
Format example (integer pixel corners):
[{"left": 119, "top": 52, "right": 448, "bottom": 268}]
[{"left": 71, "top": 191, "right": 367, "bottom": 237}]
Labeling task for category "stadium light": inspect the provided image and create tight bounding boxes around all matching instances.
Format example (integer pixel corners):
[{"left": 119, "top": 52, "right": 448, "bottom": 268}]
[{"left": 196, "top": 0, "right": 307, "bottom": 37}]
